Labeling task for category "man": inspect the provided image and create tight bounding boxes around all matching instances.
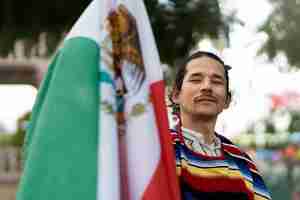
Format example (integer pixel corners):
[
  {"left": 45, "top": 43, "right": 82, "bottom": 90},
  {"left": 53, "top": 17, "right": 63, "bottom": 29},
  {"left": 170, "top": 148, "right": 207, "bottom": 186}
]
[{"left": 170, "top": 51, "right": 272, "bottom": 200}]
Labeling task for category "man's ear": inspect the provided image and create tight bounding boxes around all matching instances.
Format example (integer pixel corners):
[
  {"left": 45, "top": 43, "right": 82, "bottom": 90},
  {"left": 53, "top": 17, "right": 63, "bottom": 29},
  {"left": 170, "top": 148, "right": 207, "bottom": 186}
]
[{"left": 224, "top": 92, "right": 232, "bottom": 109}]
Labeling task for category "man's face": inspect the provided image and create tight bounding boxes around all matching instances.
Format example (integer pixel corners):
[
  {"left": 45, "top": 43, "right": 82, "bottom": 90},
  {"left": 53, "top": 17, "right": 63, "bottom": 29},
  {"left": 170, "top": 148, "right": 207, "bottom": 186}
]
[{"left": 173, "top": 56, "right": 230, "bottom": 119}]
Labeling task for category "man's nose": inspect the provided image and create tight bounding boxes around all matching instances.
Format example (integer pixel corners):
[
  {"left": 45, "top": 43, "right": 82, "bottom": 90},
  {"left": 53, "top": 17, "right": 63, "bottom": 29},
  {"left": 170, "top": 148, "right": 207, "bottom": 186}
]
[{"left": 201, "top": 78, "right": 212, "bottom": 91}]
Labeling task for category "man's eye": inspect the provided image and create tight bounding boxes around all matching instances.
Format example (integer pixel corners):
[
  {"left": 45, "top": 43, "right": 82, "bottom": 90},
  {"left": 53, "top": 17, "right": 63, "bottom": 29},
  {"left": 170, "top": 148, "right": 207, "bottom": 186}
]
[
  {"left": 189, "top": 79, "right": 201, "bottom": 82},
  {"left": 212, "top": 80, "right": 224, "bottom": 84}
]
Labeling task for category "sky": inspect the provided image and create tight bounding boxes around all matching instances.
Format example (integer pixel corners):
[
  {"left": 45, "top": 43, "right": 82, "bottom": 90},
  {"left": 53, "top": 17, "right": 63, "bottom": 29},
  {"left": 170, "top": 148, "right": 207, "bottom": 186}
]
[
  {"left": 0, "top": 85, "right": 37, "bottom": 133},
  {"left": 0, "top": 0, "right": 299, "bottom": 135}
]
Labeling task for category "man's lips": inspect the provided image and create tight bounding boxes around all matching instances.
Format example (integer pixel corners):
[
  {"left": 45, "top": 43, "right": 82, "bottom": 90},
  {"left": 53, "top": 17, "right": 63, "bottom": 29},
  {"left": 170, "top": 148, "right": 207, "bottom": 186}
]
[{"left": 194, "top": 96, "right": 217, "bottom": 103}]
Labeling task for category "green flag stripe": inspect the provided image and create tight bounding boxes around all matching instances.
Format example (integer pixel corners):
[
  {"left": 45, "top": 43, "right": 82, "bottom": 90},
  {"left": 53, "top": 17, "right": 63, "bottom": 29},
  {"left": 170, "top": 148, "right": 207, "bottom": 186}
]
[
  {"left": 22, "top": 52, "right": 58, "bottom": 160},
  {"left": 17, "top": 37, "right": 100, "bottom": 200}
]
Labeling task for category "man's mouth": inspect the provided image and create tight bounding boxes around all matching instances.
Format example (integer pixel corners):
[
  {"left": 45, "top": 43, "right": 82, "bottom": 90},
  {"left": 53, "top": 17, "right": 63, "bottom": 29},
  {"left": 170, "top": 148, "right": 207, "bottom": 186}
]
[{"left": 194, "top": 96, "right": 217, "bottom": 103}]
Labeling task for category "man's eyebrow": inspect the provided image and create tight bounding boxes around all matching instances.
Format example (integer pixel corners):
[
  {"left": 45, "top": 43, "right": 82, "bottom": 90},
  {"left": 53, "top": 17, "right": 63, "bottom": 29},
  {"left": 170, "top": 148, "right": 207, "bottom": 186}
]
[
  {"left": 211, "top": 73, "right": 225, "bottom": 80},
  {"left": 188, "top": 73, "right": 203, "bottom": 78}
]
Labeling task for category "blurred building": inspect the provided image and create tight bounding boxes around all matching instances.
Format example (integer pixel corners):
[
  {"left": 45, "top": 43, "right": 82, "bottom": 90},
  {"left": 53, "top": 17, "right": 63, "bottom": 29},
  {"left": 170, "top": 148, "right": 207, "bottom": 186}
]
[{"left": 0, "top": 58, "right": 48, "bottom": 88}]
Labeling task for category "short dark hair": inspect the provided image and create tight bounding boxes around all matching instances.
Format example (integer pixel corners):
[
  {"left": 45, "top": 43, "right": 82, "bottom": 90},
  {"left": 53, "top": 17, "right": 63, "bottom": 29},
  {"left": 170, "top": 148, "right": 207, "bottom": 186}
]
[{"left": 174, "top": 51, "right": 231, "bottom": 94}]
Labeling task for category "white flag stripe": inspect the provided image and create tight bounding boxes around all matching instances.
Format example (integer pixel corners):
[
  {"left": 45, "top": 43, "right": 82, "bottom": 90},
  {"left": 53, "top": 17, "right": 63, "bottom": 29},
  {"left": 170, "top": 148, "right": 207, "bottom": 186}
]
[
  {"left": 120, "top": 0, "right": 162, "bottom": 83},
  {"left": 119, "top": 0, "right": 165, "bottom": 199},
  {"left": 121, "top": 77, "right": 161, "bottom": 200},
  {"left": 134, "top": 0, "right": 163, "bottom": 83},
  {"left": 125, "top": 106, "right": 161, "bottom": 200},
  {"left": 66, "top": 0, "right": 109, "bottom": 45},
  {"left": 98, "top": 83, "right": 120, "bottom": 200}
]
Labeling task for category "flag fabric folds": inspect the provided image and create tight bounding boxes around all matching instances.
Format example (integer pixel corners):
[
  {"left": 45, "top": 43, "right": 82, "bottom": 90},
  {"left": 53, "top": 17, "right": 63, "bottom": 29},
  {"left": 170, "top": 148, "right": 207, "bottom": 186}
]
[{"left": 17, "top": 0, "right": 180, "bottom": 200}]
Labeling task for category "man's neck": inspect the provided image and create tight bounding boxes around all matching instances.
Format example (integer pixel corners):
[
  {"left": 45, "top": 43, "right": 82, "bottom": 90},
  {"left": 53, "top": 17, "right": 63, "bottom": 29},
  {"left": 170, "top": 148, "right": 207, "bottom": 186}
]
[{"left": 180, "top": 113, "right": 217, "bottom": 144}]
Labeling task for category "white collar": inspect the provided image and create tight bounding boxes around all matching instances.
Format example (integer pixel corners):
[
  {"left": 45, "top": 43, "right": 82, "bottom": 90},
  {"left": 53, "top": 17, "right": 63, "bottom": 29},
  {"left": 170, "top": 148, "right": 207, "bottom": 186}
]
[{"left": 181, "top": 127, "right": 221, "bottom": 148}]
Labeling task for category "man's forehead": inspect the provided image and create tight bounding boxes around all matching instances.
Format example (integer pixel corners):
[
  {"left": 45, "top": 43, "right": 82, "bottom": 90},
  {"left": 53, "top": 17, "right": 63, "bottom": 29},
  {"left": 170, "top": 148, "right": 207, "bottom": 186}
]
[{"left": 185, "top": 57, "right": 225, "bottom": 78}]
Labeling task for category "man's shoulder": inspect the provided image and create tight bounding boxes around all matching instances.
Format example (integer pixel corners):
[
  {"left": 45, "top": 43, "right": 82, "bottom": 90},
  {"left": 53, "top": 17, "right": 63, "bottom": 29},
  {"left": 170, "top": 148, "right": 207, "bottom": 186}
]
[
  {"left": 217, "top": 134, "right": 257, "bottom": 169},
  {"left": 217, "top": 134, "right": 248, "bottom": 156}
]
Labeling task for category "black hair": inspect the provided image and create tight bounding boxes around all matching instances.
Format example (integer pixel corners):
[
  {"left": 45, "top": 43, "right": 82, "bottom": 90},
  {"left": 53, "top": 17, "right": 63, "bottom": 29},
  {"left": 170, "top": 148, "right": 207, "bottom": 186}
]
[{"left": 170, "top": 51, "right": 232, "bottom": 113}]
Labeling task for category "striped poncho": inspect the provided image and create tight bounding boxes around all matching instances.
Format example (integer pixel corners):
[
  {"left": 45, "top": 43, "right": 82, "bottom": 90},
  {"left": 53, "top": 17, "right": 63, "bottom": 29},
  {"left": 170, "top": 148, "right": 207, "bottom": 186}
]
[{"left": 171, "top": 128, "right": 272, "bottom": 200}]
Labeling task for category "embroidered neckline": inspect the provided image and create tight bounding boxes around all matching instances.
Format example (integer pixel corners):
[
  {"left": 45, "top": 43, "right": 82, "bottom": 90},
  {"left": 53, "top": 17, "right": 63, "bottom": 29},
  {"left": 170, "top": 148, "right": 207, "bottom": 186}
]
[{"left": 181, "top": 127, "right": 222, "bottom": 157}]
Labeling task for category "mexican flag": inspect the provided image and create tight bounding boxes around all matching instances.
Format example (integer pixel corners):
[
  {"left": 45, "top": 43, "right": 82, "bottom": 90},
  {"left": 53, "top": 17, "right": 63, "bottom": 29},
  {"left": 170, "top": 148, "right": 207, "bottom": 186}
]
[{"left": 16, "top": 0, "right": 180, "bottom": 200}]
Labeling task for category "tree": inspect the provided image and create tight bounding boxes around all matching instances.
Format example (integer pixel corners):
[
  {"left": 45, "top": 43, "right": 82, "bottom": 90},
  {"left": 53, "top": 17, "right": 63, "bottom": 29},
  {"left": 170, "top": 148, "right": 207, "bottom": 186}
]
[
  {"left": 258, "top": 0, "right": 300, "bottom": 68},
  {"left": 0, "top": 0, "right": 90, "bottom": 57},
  {"left": 11, "top": 112, "right": 31, "bottom": 147},
  {"left": 144, "top": 0, "right": 232, "bottom": 65},
  {"left": 288, "top": 111, "right": 300, "bottom": 133},
  {"left": 0, "top": 0, "right": 234, "bottom": 65}
]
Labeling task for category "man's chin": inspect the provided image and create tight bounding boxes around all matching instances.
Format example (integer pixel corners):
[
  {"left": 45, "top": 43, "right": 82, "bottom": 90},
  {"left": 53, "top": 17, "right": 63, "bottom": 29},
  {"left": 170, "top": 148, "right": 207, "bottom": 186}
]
[{"left": 192, "top": 111, "right": 218, "bottom": 120}]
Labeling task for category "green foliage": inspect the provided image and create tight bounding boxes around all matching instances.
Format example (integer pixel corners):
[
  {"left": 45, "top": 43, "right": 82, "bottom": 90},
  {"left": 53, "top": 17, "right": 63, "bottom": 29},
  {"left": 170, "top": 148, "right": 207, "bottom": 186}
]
[
  {"left": 0, "top": 134, "right": 12, "bottom": 146},
  {"left": 144, "top": 0, "right": 230, "bottom": 65},
  {"left": 0, "top": 0, "right": 91, "bottom": 56},
  {"left": 10, "top": 112, "right": 31, "bottom": 147},
  {"left": 288, "top": 111, "right": 300, "bottom": 132},
  {"left": 0, "top": 0, "right": 234, "bottom": 65},
  {"left": 258, "top": 0, "right": 300, "bottom": 68}
]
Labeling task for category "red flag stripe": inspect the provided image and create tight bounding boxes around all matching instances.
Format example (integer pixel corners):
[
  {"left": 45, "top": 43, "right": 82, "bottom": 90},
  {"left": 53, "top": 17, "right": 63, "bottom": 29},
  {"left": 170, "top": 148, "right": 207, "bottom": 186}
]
[{"left": 142, "top": 80, "right": 181, "bottom": 200}]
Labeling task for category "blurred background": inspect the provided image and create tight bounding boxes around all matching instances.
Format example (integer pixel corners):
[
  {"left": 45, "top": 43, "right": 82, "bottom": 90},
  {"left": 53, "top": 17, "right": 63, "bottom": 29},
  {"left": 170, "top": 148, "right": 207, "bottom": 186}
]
[{"left": 0, "top": 0, "right": 299, "bottom": 199}]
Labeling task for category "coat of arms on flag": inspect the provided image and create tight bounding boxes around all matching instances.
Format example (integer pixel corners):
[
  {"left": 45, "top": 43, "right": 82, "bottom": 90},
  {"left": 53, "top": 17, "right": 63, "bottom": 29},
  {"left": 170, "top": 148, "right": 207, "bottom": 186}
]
[{"left": 100, "top": 4, "right": 147, "bottom": 135}]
